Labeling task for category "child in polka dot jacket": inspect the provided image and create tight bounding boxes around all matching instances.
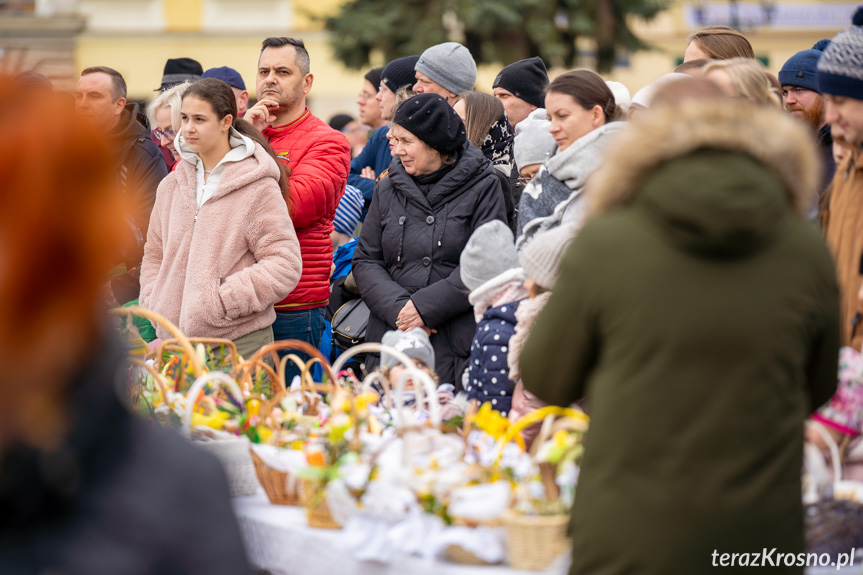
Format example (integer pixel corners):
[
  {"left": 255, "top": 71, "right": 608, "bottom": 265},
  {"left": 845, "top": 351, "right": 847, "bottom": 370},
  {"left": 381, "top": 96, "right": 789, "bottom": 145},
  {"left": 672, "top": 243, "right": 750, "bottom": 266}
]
[{"left": 459, "top": 221, "right": 528, "bottom": 416}]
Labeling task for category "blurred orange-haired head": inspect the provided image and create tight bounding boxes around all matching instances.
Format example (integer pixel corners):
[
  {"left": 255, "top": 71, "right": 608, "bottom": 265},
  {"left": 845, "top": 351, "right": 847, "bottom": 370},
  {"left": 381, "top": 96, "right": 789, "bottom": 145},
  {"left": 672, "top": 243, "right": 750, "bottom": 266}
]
[{"left": 0, "top": 76, "right": 129, "bottom": 444}]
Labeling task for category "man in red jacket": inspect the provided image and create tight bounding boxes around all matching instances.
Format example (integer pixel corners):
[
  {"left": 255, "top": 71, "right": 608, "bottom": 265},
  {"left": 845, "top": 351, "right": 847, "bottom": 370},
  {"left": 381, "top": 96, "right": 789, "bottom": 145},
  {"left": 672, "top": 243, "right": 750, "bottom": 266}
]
[{"left": 245, "top": 37, "right": 350, "bottom": 360}]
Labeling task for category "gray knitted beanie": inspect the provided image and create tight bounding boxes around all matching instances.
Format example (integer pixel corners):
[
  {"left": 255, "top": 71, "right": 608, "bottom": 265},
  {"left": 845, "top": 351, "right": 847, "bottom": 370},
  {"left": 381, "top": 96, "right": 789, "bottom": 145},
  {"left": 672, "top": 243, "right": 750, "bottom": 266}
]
[
  {"left": 519, "top": 225, "right": 576, "bottom": 291},
  {"left": 415, "top": 42, "right": 477, "bottom": 96},
  {"left": 381, "top": 327, "right": 436, "bottom": 371},
  {"left": 817, "top": 7, "right": 863, "bottom": 99},
  {"left": 460, "top": 220, "right": 520, "bottom": 291},
  {"left": 514, "top": 108, "right": 556, "bottom": 169}
]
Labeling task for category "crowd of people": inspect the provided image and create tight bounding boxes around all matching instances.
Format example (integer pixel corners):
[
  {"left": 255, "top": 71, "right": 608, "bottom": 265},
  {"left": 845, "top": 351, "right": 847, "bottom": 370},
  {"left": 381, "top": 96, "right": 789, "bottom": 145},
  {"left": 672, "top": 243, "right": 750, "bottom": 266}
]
[{"left": 4, "top": 7, "right": 863, "bottom": 573}]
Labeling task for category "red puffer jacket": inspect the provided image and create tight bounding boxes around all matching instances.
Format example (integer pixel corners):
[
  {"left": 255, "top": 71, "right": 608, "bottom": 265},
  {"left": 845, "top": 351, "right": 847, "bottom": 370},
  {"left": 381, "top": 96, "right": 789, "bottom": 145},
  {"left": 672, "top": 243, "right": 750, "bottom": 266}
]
[{"left": 263, "top": 108, "right": 350, "bottom": 310}]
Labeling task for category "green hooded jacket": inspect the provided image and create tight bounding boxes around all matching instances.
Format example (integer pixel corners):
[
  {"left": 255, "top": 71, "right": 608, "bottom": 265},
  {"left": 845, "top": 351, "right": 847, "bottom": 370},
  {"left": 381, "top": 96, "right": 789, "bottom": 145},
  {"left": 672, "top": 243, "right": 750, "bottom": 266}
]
[{"left": 521, "top": 102, "right": 840, "bottom": 575}]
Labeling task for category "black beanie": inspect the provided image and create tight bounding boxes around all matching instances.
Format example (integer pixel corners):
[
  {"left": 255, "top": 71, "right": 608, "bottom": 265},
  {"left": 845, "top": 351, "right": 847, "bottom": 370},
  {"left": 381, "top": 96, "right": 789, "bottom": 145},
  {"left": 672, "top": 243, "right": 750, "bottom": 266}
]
[
  {"left": 364, "top": 67, "right": 383, "bottom": 92},
  {"left": 382, "top": 55, "right": 420, "bottom": 93},
  {"left": 393, "top": 93, "right": 467, "bottom": 155},
  {"left": 492, "top": 57, "right": 549, "bottom": 108},
  {"left": 328, "top": 113, "right": 355, "bottom": 132}
]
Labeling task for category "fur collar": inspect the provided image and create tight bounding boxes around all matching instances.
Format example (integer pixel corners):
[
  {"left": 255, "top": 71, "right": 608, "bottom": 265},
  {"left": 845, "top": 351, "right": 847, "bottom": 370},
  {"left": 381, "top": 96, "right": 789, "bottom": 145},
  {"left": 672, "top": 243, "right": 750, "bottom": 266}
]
[{"left": 585, "top": 101, "right": 820, "bottom": 219}]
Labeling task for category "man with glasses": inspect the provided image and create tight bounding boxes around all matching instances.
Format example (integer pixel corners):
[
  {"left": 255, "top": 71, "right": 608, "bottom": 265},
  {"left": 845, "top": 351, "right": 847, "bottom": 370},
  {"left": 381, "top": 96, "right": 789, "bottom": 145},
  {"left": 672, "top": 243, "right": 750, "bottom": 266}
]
[
  {"left": 75, "top": 66, "right": 167, "bottom": 304},
  {"left": 347, "top": 58, "right": 419, "bottom": 219}
]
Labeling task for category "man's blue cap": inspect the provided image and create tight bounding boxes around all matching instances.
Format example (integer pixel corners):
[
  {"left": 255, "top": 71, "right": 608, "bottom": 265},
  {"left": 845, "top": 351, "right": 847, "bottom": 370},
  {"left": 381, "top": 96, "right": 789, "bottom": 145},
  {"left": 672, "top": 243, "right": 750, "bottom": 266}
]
[{"left": 201, "top": 66, "right": 246, "bottom": 91}]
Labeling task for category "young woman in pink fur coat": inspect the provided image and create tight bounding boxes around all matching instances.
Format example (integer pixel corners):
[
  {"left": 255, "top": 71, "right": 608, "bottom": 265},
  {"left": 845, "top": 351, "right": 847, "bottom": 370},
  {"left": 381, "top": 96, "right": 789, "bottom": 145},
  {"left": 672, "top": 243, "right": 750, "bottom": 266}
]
[{"left": 140, "top": 78, "right": 302, "bottom": 358}]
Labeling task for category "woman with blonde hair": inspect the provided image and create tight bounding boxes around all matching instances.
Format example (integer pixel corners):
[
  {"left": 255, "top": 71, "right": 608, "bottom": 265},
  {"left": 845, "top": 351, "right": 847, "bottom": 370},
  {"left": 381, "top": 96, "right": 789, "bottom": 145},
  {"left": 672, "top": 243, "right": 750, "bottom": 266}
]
[
  {"left": 146, "top": 81, "right": 189, "bottom": 165},
  {"left": 703, "top": 57, "right": 783, "bottom": 107}
]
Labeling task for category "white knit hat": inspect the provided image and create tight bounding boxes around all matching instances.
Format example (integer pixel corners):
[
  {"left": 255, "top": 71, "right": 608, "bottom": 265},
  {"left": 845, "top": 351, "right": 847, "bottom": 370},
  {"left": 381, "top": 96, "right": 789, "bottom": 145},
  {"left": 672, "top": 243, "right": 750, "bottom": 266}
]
[
  {"left": 519, "top": 225, "right": 576, "bottom": 291},
  {"left": 605, "top": 81, "right": 631, "bottom": 118}
]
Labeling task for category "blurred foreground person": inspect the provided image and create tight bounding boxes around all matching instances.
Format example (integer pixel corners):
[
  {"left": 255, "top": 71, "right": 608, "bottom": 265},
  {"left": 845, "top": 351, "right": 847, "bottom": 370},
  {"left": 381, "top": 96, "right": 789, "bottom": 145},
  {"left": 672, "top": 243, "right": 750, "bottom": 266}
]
[
  {"left": 521, "top": 100, "right": 839, "bottom": 575},
  {"left": 0, "top": 78, "right": 251, "bottom": 575}
]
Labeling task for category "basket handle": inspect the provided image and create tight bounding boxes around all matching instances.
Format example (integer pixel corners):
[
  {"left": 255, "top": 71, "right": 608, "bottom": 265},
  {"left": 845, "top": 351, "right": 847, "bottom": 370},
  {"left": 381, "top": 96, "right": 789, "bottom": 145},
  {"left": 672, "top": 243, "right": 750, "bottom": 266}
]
[
  {"left": 331, "top": 342, "right": 418, "bottom": 376},
  {"left": 158, "top": 337, "right": 240, "bottom": 368},
  {"left": 505, "top": 406, "right": 588, "bottom": 446},
  {"left": 183, "top": 371, "right": 245, "bottom": 435},
  {"left": 392, "top": 367, "right": 442, "bottom": 428},
  {"left": 806, "top": 420, "right": 843, "bottom": 487},
  {"left": 110, "top": 306, "right": 204, "bottom": 377},
  {"left": 360, "top": 371, "right": 393, "bottom": 410},
  {"left": 246, "top": 340, "right": 336, "bottom": 383},
  {"left": 129, "top": 358, "right": 172, "bottom": 406}
]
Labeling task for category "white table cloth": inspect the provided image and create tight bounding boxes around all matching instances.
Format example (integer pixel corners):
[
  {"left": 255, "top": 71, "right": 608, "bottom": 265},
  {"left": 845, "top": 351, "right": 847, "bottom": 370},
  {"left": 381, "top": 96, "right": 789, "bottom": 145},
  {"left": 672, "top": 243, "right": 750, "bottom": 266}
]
[{"left": 232, "top": 491, "right": 568, "bottom": 575}]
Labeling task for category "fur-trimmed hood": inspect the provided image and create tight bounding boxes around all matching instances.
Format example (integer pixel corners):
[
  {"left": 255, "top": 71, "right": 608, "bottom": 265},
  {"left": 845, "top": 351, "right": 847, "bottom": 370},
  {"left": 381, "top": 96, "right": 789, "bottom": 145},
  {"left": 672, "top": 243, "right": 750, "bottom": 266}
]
[
  {"left": 584, "top": 100, "right": 820, "bottom": 257},
  {"left": 587, "top": 101, "right": 819, "bottom": 219}
]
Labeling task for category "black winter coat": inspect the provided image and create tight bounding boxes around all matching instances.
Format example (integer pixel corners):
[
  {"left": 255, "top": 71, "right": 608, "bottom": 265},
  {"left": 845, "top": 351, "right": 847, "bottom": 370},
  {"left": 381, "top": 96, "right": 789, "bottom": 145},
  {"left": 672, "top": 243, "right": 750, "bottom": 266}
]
[
  {"left": 353, "top": 142, "right": 508, "bottom": 384},
  {"left": 110, "top": 103, "right": 168, "bottom": 304},
  {"left": 0, "top": 335, "right": 251, "bottom": 575}
]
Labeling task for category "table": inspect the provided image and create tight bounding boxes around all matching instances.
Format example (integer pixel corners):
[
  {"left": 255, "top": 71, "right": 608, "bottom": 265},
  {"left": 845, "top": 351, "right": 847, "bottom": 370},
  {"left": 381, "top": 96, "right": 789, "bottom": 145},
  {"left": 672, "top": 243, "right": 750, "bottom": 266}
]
[
  {"left": 233, "top": 492, "right": 862, "bottom": 575},
  {"left": 232, "top": 491, "right": 568, "bottom": 575}
]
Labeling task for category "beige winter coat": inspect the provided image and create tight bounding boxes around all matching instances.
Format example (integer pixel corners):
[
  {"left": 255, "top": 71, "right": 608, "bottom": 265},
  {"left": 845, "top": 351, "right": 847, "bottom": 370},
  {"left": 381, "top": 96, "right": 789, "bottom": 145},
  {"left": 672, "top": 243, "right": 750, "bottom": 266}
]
[{"left": 140, "top": 129, "right": 302, "bottom": 341}]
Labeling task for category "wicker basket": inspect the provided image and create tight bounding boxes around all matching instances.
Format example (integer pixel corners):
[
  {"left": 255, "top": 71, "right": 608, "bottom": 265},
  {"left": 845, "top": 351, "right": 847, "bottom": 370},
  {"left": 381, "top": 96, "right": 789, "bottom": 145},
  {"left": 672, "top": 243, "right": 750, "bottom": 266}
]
[
  {"left": 804, "top": 421, "right": 863, "bottom": 557},
  {"left": 504, "top": 511, "right": 571, "bottom": 570},
  {"left": 302, "top": 479, "right": 341, "bottom": 529},
  {"left": 196, "top": 434, "right": 260, "bottom": 497},
  {"left": 250, "top": 448, "right": 302, "bottom": 505},
  {"left": 184, "top": 372, "right": 260, "bottom": 497},
  {"left": 443, "top": 517, "right": 504, "bottom": 565}
]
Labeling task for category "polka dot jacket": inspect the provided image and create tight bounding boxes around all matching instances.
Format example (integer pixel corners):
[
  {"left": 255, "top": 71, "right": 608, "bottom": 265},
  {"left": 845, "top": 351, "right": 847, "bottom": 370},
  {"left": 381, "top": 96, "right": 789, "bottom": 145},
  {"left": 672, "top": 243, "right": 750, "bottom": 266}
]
[{"left": 466, "top": 300, "right": 521, "bottom": 416}]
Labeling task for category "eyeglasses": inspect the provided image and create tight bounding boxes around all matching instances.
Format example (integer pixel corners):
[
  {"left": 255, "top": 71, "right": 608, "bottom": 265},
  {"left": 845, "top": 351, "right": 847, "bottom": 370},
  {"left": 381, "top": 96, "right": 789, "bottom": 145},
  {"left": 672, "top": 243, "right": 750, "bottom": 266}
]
[
  {"left": 358, "top": 91, "right": 376, "bottom": 99},
  {"left": 153, "top": 128, "right": 176, "bottom": 141}
]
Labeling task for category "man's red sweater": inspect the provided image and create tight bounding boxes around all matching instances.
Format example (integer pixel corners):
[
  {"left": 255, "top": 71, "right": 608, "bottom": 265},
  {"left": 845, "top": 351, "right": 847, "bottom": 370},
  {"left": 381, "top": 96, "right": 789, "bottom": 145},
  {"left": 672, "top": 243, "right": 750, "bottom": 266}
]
[{"left": 263, "top": 108, "right": 350, "bottom": 311}]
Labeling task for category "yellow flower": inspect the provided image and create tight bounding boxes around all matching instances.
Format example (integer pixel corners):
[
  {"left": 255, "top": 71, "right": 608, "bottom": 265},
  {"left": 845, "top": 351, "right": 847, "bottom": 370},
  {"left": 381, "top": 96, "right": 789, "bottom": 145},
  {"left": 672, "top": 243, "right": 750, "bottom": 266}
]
[
  {"left": 191, "top": 410, "right": 230, "bottom": 430},
  {"left": 354, "top": 391, "right": 379, "bottom": 413},
  {"left": 246, "top": 399, "right": 261, "bottom": 418},
  {"left": 473, "top": 402, "right": 510, "bottom": 439}
]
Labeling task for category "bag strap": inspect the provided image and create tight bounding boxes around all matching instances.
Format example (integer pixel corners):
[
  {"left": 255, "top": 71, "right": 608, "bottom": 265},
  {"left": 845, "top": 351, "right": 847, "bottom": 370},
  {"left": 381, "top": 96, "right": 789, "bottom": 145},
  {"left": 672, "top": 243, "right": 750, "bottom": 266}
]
[{"left": 806, "top": 420, "right": 844, "bottom": 488}]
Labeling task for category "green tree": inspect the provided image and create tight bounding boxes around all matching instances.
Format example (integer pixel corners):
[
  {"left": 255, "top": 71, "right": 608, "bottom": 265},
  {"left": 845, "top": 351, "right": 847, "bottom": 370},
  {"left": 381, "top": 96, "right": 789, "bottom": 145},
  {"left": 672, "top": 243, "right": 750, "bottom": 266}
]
[{"left": 321, "top": 0, "right": 670, "bottom": 74}]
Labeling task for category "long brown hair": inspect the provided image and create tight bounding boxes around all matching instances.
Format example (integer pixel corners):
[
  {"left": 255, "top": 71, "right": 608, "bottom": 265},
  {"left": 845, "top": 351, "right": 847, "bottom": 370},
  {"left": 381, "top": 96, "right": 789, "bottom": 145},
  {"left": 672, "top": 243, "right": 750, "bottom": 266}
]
[
  {"left": 547, "top": 70, "right": 617, "bottom": 124},
  {"left": 182, "top": 78, "right": 290, "bottom": 202},
  {"left": 453, "top": 91, "right": 504, "bottom": 147},
  {"left": 687, "top": 26, "right": 754, "bottom": 60}
]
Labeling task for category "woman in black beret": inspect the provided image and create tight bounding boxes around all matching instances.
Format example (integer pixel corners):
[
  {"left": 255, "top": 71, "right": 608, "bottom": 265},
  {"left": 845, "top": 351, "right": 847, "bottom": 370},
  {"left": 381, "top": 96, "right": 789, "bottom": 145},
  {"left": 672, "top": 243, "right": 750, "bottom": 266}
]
[{"left": 353, "top": 93, "right": 508, "bottom": 385}]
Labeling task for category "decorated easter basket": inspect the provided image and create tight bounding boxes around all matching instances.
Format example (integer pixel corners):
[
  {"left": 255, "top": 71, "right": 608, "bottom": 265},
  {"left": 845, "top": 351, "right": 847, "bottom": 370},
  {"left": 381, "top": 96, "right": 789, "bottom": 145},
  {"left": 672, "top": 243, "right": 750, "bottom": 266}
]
[
  {"left": 303, "top": 343, "right": 438, "bottom": 530},
  {"left": 502, "top": 406, "right": 588, "bottom": 570},
  {"left": 184, "top": 371, "right": 260, "bottom": 497},
  {"left": 804, "top": 420, "right": 863, "bottom": 558},
  {"left": 246, "top": 351, "right": 320, "bottom": 506}
]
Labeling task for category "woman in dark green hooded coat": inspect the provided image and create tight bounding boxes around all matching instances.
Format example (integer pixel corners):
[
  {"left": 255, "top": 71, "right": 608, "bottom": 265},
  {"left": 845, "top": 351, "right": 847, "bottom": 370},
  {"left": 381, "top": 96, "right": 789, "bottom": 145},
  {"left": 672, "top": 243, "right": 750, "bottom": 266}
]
[{"left": 521, "top": 100, "right": 840, "bottom": 575}]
